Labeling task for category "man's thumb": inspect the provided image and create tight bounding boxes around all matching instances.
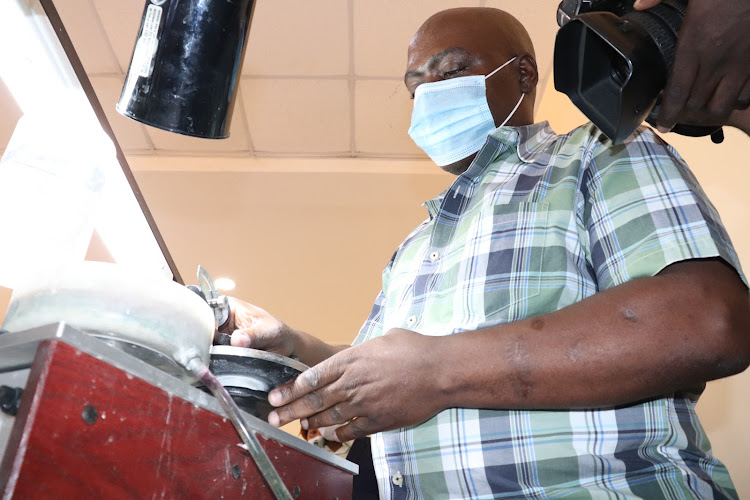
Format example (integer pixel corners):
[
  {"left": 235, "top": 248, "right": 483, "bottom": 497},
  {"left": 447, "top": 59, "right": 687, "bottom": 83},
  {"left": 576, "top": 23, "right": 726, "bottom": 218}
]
[
  {"left": 231, "top": 329, "right": 254, "bottom": 348},
  {"left": 633, "top": 0, "right": 662, "bottom": 10}
]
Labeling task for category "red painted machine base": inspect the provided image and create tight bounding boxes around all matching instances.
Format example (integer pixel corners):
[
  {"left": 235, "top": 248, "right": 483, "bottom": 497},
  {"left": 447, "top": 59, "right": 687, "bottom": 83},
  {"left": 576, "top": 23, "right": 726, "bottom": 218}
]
[{"left": 0, "top": 340, "right": 353, "bottom": 499}]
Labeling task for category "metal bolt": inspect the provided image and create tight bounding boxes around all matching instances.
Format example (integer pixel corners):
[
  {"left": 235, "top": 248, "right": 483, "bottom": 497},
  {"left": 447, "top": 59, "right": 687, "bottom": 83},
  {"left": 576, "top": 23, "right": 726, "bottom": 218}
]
[
  {"left": 81, "top": 405, "right": 98, "bottom": 425},
  {"left": 231, "top": 464, "right": 241, "bottom": 480},
  {"left": 292, "top": 486, "right": 301, "bottom": 498}
]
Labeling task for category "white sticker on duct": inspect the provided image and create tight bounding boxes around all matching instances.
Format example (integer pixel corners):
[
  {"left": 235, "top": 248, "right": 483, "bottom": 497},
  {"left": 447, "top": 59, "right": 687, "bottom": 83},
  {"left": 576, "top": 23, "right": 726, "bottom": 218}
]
[{"left": 136, "top": 4, "right": 162, "bottom": 78}]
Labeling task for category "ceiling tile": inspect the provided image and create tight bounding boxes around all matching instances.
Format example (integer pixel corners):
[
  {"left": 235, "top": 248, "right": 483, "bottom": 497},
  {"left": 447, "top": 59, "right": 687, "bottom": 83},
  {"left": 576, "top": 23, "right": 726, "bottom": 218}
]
[
  {"left": 0, "top": 77, "right": 23, "bottom": 154},
  {"left": 354, "top": 0, "right": 481, "bottom": 78},
  {"left": 92, "top": 0, "right": 145, "bottom": 74},
  {"left": 355, "top": 80, "right": 424, "bottom": 157},
  {"left": 144, "top": 88, "right": 252, "bottom": 153},
  {"left": 54, "top": 0, "right": 121, "bottom": 74},
  {"left": 240, "top": 78, "right": 350, "bottom": 154},
  {"left": 243, "top": 0, "right": 349, "bottom": 76},
  {"left": 88, "top": 75, "right": 153, "bottom": 152}
]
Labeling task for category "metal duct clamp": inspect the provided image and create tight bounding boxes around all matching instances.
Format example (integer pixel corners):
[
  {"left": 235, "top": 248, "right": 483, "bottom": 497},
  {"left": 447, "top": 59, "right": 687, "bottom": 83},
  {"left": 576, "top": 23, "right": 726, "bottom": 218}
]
[{"left": 187, "top": 266, "right": 232, "bottom": 343}]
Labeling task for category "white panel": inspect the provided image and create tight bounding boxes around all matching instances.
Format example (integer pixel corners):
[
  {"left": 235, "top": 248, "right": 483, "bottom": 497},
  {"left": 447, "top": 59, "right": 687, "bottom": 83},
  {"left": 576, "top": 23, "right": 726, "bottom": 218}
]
[
  {"left": 88, "top": 75, "right": 153, "bottom": 152},
  {"left": 243, "top": 0, "right": 349, "bottom": 76},
  {"left": 54, "top": 0, "right": 120, "bottom": 74},
  {"left": 240, "top": 78, "right": 350, "bottom": 154},
  {"left": 354, "top": 0, "right": 481, "bottom": 78},
  {"left": 92, "top": 0, "right": 145, "bottom": 74},
  {"left": 355, "top": 79, "right": 425, "bottom": 157},
  {"left": 144, "top": 88, "right": 252, "bottom": 153},
  {"left": 0, "top": 77, "right": 22, "bottom": 154}
]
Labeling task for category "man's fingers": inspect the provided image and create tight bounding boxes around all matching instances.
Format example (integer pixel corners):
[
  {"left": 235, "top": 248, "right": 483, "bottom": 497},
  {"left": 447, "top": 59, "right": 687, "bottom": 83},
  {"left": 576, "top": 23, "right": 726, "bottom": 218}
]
[
  {"left": 266, "top": 358, "right": 346, "bottom": 427},
  {"left": 268, "top": 386, "right": 341, "bottom": 427},
  {"left": 657, "top": 54, "right": 698, "bottom": 132},
  {"left": 270, "top": 351, "right": 351, "bottom": 407},
  {"left": 736, "top": 80, "right": 750, "bottom": 110},
  {"left": 633, "top": 0, "right": 663, "bottom": 10},
  {"left": 335, "top": 417, "right": 373, "bottom": 442},
  {"left": 230, "top": 329, "right": 252, "bottom": 348},
  {"left": 268, "top": 389, "right": 321, "bottom": 426},
  {"left": 230, "top": 327, "right": 275, "bottom": 350},
  {"left": 707, "top": 75, "right": 747, "bottom": 121},
  {"left": 305, "top": 402, "right": 358, "bottom": 430}
]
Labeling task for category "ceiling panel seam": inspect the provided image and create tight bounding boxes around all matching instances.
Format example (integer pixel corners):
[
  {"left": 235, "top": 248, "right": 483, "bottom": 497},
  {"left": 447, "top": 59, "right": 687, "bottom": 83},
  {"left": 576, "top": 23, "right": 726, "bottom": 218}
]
[
  {"left": 240, "top": 75, "right": 350, "bottom": 80},
  {"left": 236, "top": 88, "right": 255, "bottom": 156},
  {"left": 90, "top": 0, "right": 124, "bottom": 75},
  {"left": 123, "top": 149, "right": 428, "bottom": 160}
]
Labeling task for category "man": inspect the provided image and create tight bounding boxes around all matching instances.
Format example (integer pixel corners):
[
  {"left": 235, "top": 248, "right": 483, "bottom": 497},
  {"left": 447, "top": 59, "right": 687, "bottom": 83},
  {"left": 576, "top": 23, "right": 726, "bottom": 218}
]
[{"left": 224, "top": 7, "right": 750, "bottom": 498}]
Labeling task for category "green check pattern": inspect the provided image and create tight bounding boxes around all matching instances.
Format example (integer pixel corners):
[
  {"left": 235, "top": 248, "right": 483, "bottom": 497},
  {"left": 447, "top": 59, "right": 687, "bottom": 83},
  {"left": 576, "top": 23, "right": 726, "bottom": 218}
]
[{"left": 353, "top": 122, "right": 744, "bottom": 499}]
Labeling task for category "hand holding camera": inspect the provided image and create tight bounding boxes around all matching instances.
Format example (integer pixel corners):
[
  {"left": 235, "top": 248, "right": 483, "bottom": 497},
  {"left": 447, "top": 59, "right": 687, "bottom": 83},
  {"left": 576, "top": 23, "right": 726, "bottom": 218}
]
[
  {"left": 634, "top": 0, "right": 750, "bottom": 134},
  {"left": 555, "top": 0, "right": 749, "bottom": 143}
]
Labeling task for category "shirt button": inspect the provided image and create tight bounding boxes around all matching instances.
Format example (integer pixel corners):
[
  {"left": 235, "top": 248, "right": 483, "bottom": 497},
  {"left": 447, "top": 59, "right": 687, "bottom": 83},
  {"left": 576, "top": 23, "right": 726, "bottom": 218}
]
[
  {"left": 429, "top": 251, "right": 440, "bottom": 262},
  {"left": 392, "top": 471, "right": 403, "bottom": 487},
  {"left": 406, "top": 316, "right": 416, "bottom": 326}
]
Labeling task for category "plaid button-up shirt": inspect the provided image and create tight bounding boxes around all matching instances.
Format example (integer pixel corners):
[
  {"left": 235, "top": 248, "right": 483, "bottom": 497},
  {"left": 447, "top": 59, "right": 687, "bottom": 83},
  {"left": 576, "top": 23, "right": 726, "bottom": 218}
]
[{"left": 353, "top": 122, "right": 743, "bottom": 499}]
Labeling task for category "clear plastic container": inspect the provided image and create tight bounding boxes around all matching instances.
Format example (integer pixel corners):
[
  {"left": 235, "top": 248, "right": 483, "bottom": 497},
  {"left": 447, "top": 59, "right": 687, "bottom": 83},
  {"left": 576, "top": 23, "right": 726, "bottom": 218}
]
[{"left": 0, "top": 105, "right": 108, "bottom": 289}]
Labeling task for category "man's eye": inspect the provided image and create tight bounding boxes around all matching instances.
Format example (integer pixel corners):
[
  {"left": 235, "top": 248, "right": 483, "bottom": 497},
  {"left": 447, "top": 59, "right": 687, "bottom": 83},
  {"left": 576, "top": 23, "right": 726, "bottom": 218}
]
[{"left": 443, "top": 67, "right": 465, "bottom": 78}]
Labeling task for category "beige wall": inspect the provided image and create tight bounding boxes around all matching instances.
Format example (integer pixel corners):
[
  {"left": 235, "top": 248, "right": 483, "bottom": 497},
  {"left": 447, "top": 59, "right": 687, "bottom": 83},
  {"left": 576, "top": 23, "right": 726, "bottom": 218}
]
[{"left": 538, "top": 77, "right": 750, "bottom": 496}]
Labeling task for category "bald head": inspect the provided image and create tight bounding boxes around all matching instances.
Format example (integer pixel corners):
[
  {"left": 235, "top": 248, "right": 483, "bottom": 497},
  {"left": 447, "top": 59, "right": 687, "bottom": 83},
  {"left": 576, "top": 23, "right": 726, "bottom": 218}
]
[
  {"left": 410, "top": 8, "right": 535, "bottom": 65},
  {"left": 404, "top": 8, "right": 539, "bottom": 174}
]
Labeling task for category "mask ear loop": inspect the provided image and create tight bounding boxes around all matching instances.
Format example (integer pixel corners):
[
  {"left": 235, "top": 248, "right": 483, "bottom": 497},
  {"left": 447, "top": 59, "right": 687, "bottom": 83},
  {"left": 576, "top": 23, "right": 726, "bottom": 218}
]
[
  {"left": 484, "top": 56, "right": 525, "bottom": 128},
  {"left": 485, "top": 56, "right": 517, "bottom": 80},
  {"left": 499, "top": 93, "right": 525, "bottom": 127}
]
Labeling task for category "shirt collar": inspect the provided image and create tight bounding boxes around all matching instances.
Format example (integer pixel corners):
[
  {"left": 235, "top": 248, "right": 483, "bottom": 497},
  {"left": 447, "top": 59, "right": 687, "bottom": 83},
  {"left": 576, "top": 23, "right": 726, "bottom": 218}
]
[
  {"left": 422, "top": 121, "right": 558, "bottom": 218},
  {"left": 487, "top": 121, "right": 557, "bottom": 165}
]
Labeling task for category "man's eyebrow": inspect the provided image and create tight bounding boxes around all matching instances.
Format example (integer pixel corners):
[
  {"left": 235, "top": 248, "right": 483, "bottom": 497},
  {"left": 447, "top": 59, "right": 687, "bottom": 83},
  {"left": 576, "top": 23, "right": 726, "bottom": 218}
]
[{"left": 403, "top": 47, "right": 475, "bottom": 84}]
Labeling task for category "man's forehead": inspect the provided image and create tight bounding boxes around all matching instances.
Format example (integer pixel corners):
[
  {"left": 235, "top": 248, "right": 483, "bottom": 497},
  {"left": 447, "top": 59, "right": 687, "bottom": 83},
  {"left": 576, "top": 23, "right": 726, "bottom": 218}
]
[
  {"left": 404, "top": 46, "right": 477, "bottom": 81},
  {"left": 422, "top": 47, "right": 474, "bottom": 63},
  {"left": 408, "top": 17, "right": 500, "bottom": 63}
]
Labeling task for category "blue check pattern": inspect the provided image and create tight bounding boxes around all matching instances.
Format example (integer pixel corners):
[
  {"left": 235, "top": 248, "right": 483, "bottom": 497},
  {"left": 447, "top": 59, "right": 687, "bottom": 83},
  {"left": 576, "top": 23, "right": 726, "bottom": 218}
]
[{"left": 353, "top": 122, "right": 744, "bottom": 499}]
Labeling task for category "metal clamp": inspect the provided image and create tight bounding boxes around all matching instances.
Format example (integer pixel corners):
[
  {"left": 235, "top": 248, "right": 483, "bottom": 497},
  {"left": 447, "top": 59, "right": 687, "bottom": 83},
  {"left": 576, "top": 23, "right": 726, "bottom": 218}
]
[{"left": 196, "top": 265, "right": 231, "bottom": 330}]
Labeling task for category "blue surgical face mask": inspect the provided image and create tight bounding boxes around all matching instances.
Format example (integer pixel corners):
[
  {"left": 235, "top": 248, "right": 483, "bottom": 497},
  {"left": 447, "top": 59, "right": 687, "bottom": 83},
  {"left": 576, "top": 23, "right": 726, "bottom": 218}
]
[{"left": 408, "top": 56, "right": 525, "bottom": 167}]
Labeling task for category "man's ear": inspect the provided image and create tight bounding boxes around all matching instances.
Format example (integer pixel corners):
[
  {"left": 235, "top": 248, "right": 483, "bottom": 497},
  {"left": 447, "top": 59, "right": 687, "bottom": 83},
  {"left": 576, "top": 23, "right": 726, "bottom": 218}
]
[{"left": 518, "top": 55, "right": 538, "bottom": 94}]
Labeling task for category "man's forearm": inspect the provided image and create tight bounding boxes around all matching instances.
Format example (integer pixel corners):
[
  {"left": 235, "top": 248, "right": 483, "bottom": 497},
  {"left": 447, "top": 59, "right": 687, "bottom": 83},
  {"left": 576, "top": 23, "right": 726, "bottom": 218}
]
[
  {"left": 290, "top": 327, "right": 349, "bottom": 367},
  {"left": 433, "top": 259, "right": 750, "bottom": 410}
]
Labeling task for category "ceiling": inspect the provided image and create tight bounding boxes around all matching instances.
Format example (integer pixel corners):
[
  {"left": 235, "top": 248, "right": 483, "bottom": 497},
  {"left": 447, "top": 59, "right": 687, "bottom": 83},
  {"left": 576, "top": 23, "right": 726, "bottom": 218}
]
[{"left": 0, "top": 0, "right": 561, "bottom": 160}]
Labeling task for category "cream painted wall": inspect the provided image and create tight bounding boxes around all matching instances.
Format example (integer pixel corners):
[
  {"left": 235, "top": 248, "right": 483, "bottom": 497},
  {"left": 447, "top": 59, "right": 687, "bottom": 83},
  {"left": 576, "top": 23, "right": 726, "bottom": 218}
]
[{"left": 537, "top": 76, "right": 750, "bottom": 497}]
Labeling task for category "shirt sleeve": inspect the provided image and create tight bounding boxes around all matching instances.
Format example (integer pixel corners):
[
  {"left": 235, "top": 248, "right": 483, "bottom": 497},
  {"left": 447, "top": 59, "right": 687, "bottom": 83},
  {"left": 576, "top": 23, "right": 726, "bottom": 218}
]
[
  {"left": 351, "top": 289, "right": 387, "bottom": 346},
  {"left": 351, "top": 252, "right": 395, "bottom": 346},
  {"left": 582, "top": 126, "right": 747, "bottom": 291}
]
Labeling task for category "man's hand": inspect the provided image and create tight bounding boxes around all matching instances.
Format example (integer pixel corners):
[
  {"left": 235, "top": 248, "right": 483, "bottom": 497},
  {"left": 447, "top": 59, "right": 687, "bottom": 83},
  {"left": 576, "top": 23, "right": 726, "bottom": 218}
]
[
  {"left": 266, "top": 329, "right": 448, "bottom": 442},
  {"left": 223, "top": 298, "right": 297, "bottom": 357},
  {"left": 634, "top": 0, "right": 750, "bottom": 132},
  {"left": 222, "top": 297, "right": 347, "bottom": 367}
]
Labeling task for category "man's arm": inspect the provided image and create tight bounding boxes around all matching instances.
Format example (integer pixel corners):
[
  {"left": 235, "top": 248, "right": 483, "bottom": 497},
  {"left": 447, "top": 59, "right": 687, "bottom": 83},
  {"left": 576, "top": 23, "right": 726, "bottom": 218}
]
[
  {"left": 438, "top": 258, "right": 750, "bottom": 409},
  {"left": 266, "top": 258, "right": 750, "bottom": 441},
  {"left": 224, "top": 297, "right": 347, "bottom": 366}
]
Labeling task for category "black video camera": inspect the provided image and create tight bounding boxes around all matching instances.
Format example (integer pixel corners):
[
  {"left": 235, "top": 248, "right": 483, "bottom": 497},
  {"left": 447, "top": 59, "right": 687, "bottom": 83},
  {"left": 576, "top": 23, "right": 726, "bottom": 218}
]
[{"left": 553, "top": 0, "right": 722, "bottom": 144}]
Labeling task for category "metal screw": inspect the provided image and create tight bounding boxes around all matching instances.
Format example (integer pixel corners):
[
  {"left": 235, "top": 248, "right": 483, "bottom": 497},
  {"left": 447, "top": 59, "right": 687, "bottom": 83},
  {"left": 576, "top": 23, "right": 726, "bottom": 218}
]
[
  {"left": 292, "top": 486, "right": 301, "bottom": 498},
  {"left": 231, "top": 464, "right": 241, "bottom": 480},
  {"left": 81, "top": 405, "right": 98, "bottom": 425}
]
